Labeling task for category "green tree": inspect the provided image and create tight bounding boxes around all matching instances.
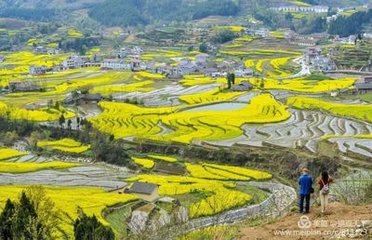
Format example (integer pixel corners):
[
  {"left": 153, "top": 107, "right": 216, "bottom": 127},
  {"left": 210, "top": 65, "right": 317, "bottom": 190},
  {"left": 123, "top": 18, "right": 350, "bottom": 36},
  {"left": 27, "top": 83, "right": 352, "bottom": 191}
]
[
  {"left": 59, "top": 114, "right": 65, "bottom": 127},
  {"left": 54, "top": 101, "right": 60, "bottom": 111},
  {"left": 0, "top": 199, "right": 15, "bottom": 239},
  {"left": 0, "top": 187, "right": 62, "bottom": 240},
  {"left": 212, "top": 30, "right": 236, "bottom": 44},
  {"left": 67, "top": 119, "right": 72, "bottom": 129},
  {"left": 74, "top": 212, "right": 114, "bottom": 240},
  {"left": 226, "top": 73, "right": 235, "bottom": 88},
  {"left": 12, "top": 192, "right": 43, "bottom": 240},
  {"left": 199, "top": 42, "right": 208, "bottom": 53},
  {"left": 25, "top": 186, "right": 62, "bottom": 238}
]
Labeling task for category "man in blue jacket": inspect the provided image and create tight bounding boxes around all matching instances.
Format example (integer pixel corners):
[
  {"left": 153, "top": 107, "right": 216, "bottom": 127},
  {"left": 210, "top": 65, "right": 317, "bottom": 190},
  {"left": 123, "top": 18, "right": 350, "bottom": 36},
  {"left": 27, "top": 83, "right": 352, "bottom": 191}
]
[{"left": 298, "top": 167, "right": 313, "bottom": 213}]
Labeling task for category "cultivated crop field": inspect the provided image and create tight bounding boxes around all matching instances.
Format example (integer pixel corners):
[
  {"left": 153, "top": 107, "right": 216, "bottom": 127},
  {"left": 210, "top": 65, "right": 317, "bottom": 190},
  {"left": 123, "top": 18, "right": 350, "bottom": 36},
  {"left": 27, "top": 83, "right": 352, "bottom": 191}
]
[{"left": 0, "top": 23, "right": 371, "bottom": 239}]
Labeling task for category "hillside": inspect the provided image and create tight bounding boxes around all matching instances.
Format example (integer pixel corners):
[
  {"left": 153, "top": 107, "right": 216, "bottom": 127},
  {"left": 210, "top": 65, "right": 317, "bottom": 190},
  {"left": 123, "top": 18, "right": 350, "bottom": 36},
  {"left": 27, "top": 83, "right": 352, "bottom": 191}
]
[
  {"left": 88, "top": 0, "right": 240, "bottom": 27},
  {"left": 0, "top": 0, "right": 369, "bottom": 26},
  {"left": 0, "top": 0, "right": 104, "bottom": 9},
  {"left": 239, "top": 202, "right": 372, "bottom": 239}
]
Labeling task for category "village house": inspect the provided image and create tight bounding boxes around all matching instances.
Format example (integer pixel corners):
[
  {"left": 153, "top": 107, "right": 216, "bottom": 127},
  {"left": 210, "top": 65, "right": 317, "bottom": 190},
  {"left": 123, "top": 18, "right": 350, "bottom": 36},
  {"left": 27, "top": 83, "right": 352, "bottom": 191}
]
[
  {"left": 333, "top": 35, "right": 356, "bottom": 45},
  {"left": 305, "top": 48, "right": 335, "bottom": 71},
  {"left": 204, "top": 67, "right": 222, "bottom": 77},
  {"left": 79, "top": 93, "right": 104, "bottom": 104},
  {"left": 362, "top": 76, "right": 372, "bottom": 84},
  {"left": 33, "top": 46, "right": 47, "bottom": 54},
  {"left": 355, "top": 76, "right": 372, "bottom": 94},
  {"left": 355, "top": 82, "right": 372, "bottom": 93},
  {"left": 47, "top": 49, "right": 61, "bottom": 55},
  {"left": 235, "top": 68, "right": 253, "bottom": 77},
  {"left": 130, "top": 56, "right": 145, "bottom": 71},
  {"left": 292, "top": 36, "right": 317, "bottom": 47},
  {"left": 126, "top": 182, "right": 159, "bottom": 202},
  {"left": 9, "top": 81, "right": 41, "bottom": 92},
  {"left": 360, "top": 61, "right": 372, "bottom": 72},
  {"left": 231, "top": 81, "right": 253, "bottom": 91},
  {"left": 29, "top": 65, "right": 48, "bottom": 75},
  {"left": 363, "top": 33, "right": 372, "bottom": 39},
  {"left": 246, "top": 28, "right": 269, "bottom": 38},
  {"left": 62, "top": 55, "right": 87, "bottom": 69},
  {"left": 63, "top": 92, "right": 104, "bottom": 105},
  {"left": 117, "top": 46, "right": 144, "bottom": 58},
  {"left": 313, "top": 56, "right": 336, "bottom": 71},
  {"left": 195, "top": 53, "right": 209, "bottom": 66},
  {"left": 271, "top": 5, "right": 329, "bottom": 13},
  {"left": 101, "top": 58, "right": 130, "bottom": 70},
  {"left": 52, "top": 64, "right": 65, "bottom": 72},
  {"left": 166, "top": 66, "right": 183, "bottom": 79},
  {"left": 306, "top": 48, "right": 321, "bottom": 61},
  {"left": 177, "top": 59, "right": 198, "bottom": 75}
]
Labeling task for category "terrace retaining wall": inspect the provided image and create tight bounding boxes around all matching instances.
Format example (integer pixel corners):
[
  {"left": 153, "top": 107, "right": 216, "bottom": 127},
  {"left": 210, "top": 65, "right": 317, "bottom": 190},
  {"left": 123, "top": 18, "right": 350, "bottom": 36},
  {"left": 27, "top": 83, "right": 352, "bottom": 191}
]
[{"left": 151, "top": 181, "right": 297, "bottom": 239}]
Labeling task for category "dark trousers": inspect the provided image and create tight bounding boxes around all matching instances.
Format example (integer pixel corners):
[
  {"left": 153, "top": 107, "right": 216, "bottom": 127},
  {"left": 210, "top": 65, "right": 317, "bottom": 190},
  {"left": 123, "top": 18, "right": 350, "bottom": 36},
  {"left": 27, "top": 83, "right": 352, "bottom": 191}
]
[{"left": 299, "top": 194, "right": 310, "bottom": 213}]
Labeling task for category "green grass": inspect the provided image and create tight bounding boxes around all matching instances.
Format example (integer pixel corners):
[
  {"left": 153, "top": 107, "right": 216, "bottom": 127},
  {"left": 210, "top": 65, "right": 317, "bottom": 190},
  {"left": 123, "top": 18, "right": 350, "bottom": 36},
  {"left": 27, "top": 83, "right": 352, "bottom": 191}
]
[
  {"left": 174, "top": 191, "right": 212, "bottom": 209},
  {"left": 235, "top": 185, "right": 269, "bottom": 204},
  {"left": 105, "top": 202, "right": 138, "bottom": 239},
  {"left": 156, "top": 201, "right": 175, "bottom": 213}
]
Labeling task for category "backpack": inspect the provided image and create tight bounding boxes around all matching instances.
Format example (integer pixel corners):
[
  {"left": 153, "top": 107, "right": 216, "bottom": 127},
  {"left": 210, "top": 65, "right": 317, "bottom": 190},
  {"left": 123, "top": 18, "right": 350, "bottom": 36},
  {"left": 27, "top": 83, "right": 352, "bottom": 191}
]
[{"left": 321, "top": 179, "right": 329, "bottom": 195}]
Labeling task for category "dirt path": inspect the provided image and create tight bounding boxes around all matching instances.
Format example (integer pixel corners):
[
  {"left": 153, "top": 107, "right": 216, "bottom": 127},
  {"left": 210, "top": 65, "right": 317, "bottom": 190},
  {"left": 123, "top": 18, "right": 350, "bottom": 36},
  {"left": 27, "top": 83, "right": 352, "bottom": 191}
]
[{"left": 239, "top": 202, "right": 372, "bottom": 240}]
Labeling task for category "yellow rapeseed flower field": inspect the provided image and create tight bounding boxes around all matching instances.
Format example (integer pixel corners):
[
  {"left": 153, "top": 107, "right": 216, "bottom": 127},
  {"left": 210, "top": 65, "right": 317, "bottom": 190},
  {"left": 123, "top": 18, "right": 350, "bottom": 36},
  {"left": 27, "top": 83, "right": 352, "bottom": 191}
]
[
  {"left": 0, "top": 185, "right": 138, "bottom": 238},
  {"left": 67, "top": 28, "right": 83, "bottom": 38},
  {"left": 0, "top": 101, "right": 75, "bottom": 122},
  {"left": 179, "top": 87, "right": 245, "bottom": 104},
  {"left": 220, "top": 49, "right": 301, "bottom": 57},
  {"left": 91, "top": 80, "right": 155, "bottom": 94},
  {"left": 126, "top": 174, "right": 251, "bottom": 218},
  {"left": 147, "top": 154, "right": 177, "bottom": 162},
  {"left": 37, "top": 138, "right": 91, "bottom": 154},
  {"left": 185, "top": 163, "right": 250, "bottom": 181},
  {"left": 135, "top": 71, "right": 165, "bottom": 80},
  {"left": 89, "top": 93, "right": 290, "bottom": 143},
  {"left": 179, "top": 75, "right": 225, "bottom": 87},
  {"left": 250, "top": 78, "right": 356, "bottom": 93},
  {"left": 132, "top": 157, "right": 155, "bottom": 169},
  {"left": 0, "top": 148, "right": 27, "bottom": 160},
  {"left": 0, "top": 161, "right": 80, "bottom": 173},
  {"left": 203, "top": 163, "right": 272, "bottom": 180}
]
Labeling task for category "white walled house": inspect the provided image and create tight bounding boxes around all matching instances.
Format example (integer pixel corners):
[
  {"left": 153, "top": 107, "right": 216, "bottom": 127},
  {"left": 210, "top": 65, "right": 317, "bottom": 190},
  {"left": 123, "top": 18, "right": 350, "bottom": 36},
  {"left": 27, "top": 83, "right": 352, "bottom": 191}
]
[{"left": 101, "top": 59, "right": 130, "bottom": 70}]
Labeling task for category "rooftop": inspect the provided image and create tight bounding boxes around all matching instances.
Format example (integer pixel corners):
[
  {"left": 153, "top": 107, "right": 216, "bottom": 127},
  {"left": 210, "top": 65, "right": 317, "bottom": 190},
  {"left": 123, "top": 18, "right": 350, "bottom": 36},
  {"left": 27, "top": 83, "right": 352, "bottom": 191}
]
[{"left": 129, "top": 182, "right": 157, "bottom": 195}]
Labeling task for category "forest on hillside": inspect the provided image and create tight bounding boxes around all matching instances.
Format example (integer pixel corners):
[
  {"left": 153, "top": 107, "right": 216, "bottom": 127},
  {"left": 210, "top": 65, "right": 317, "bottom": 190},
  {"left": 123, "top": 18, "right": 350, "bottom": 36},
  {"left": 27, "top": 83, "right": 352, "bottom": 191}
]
[{"left": 89, "top": 0, "right": 240, "bottom": 27}]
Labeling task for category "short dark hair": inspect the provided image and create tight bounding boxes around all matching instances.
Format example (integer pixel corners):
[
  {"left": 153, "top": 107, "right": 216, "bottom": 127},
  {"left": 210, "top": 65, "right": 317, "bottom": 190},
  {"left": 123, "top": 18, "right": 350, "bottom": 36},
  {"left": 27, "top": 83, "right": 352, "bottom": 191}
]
[{"left": 321, "top": 171, "right": 329, "bottom": 182}]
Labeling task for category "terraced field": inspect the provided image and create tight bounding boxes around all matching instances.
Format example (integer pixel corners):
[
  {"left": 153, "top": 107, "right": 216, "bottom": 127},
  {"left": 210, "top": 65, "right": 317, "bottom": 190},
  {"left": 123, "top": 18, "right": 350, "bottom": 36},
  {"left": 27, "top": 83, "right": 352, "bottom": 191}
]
[
  {"left": 207, "top": 109, "right": 372, "bottom": 159},
  {"left": 1, "top": 147, "right": 278, "bottom": 237},
  {"left": 1, "top": 152, "right": 133, "bottom": 190},
  {"left": 89, "top": 93, "right": 290, "bottom": 144}
]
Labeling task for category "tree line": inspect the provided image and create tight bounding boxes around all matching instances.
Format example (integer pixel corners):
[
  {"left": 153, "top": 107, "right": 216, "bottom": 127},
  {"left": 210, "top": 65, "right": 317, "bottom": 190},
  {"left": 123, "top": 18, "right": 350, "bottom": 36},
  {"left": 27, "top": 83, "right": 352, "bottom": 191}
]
[
  {"left": 89, "top": 0, "right": 239, "bottom": 27},
  {"left": 0, "top": 116, "right": 136, "bottom": 168},
  {"left": 0, "top": 186, "right": 114, "bottom": 240},
  {"left": 329, "top": 9, "right": 372, "bottom": 37}
]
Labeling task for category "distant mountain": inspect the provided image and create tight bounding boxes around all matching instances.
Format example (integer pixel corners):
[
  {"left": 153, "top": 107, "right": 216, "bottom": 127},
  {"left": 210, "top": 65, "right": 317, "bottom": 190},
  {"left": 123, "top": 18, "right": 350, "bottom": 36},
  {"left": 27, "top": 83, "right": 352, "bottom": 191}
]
[
  {"left": 88, "top": 0, "right": 240, "bottom": 27},
  {"left": 88, "top": 0, "right": 371, "bottom": 27},
  {"left": 0, "top": 0, "right": 104, "bottom": 9},
  {"left": 0, "top": 0, "right": 369, "bottom": 26}
]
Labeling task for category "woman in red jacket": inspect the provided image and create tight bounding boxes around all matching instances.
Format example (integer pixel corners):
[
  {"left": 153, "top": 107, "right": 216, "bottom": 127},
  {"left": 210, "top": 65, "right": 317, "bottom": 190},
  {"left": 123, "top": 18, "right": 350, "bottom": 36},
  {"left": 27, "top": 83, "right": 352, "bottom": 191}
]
[{"left": 318, "top": 171, "right": 333, "bottom": 213}]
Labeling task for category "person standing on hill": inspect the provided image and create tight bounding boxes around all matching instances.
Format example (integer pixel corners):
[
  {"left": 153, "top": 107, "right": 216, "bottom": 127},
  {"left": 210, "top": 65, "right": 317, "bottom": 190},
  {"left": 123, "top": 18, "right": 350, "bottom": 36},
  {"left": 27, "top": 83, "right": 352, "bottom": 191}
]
[
  {"left": 298, "top": 167, "right": 313, "bottom": 214},
  {"left": 318, "top": 171, "right": 333, "bottom": 213}
]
